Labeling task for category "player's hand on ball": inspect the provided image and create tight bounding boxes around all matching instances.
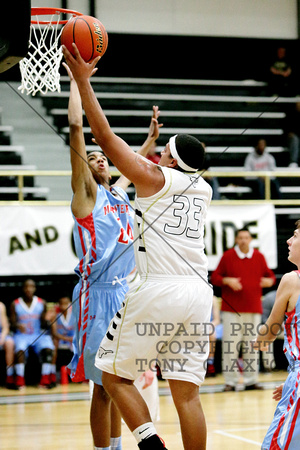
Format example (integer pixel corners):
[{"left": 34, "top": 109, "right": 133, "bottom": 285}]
[{"left": 62, "top": 43, "right": 100, "bottom": 82}]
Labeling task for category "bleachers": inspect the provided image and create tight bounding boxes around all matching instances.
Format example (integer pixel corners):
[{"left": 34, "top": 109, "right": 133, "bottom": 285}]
[
  {"left": 37, "top": 74, "right": 299, "bottom": 202},
  {"left": 44, "top": 76, "right": 291, "bottom": 153},
  {"left": 0, "top": 120, "right": 49, "bottom": 201}
]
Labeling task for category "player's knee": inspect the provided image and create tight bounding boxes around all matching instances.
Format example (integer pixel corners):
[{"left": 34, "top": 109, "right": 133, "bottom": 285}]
[
  {"left": 101, "top": 371, "right": 113, "bottom": 393},
  {"left": 40, "top": 348, "right": 53, "bottom": 363},
  {"left": 93, "top": 382, "right": 111, "bottom": 403}
]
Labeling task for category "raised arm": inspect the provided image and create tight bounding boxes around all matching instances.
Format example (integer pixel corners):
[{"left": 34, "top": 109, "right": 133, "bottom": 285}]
[
  {"left": 114, "top": 105, "right": 163, "bottom": 191},
  {"left": 64, "top": 63, "right": 98, "bottom": 217},
  {"left": 62, "top": 45, "right": 165, "bottom": 198}
]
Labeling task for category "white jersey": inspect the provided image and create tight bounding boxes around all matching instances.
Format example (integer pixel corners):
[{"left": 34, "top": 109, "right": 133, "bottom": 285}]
[{"left": 134, "top": 166, "right": 212, "bottom": 279}]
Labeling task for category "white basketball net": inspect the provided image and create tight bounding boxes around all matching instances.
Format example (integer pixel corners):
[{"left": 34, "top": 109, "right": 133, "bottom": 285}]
[{"left": 19, "top": 13, "right": 64, "bottom": 96}]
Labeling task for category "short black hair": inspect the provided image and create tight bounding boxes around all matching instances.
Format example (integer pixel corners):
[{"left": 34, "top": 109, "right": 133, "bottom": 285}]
[
  {"left": 235, "top": 227, "right": 252, "bottom": 238},
  {"left": 87, "top": 149, "right": 104, "bottom": 157},
  {"left": 175, "top": 134, "right": 205, "bottom": 172}
]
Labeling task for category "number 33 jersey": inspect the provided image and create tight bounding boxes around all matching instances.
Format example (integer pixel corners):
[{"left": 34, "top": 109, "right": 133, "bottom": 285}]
[{"left": 134, "top": 166, "right": 212, "bottom": 279}]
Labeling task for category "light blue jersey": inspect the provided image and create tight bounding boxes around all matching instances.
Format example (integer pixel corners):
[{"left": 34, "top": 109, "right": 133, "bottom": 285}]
[
  {"left": 69, "top": 185, "right": 135, "bottom": 384},
  {"left": 56, "top": 309, "right": 75, "bottom": 350},
  {"left": 73, "top": 185, "right": 135, "bottom": 282},
  {"left": 262, "top": 271, "right": 300, "bottom": 449},
  {"left": 13, "top": 296, "right": 54, "bottom": 354}
]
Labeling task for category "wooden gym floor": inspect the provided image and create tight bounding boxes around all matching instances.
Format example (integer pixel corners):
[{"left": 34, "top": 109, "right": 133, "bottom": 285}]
[{"left": 0, "top": 370, "right": 287, "bottom": 449}]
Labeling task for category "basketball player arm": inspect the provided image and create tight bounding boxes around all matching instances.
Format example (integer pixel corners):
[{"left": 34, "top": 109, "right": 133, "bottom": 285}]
[
  {"left": 9, "top": 302, "right": 22, "bottom": 333},
  {"left": 51, "top": 322, "right": 72, "bottom": 343},
  {"left": 65, "top": 63, "right": 98, "bottom": 216},
  {"left": 114, "top": 105, "right": 163, "bottom": 191},
  {"left": 253, "top": 272, "right": 293, "bottom": 350},
  {"left": 62, "top": 45, "right": 165, "bottom": 197},
  {"left": 40, "top": 301, "right": 51, "bottom": 330}
]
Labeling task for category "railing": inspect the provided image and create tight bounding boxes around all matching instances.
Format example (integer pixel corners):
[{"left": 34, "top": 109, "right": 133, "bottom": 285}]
[{"left": 0, "top": 169, "right": 299, "bottom": 205}]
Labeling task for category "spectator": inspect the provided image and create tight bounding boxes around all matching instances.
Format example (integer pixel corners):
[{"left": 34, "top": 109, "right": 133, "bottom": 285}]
[
  {"left": 244, "top": 138, "right": 282, "bottom": 199},
  {"left": 210, "top": 227, "right": 276, "bottom": 392},
  {"left": 51, "top": 295, "right": 75, "bottom": 382},
  {"left": 0, "top": 301, "right": 16, "bottom": 389},
  {"left": 10, "top": 279, "right": 55, "bottom": 389},
  {"left": 283, "top": 102, "right": 300, "bottom": 168},
  {"left": 268, "top": 46, "right": 294, "bottom": 97}
]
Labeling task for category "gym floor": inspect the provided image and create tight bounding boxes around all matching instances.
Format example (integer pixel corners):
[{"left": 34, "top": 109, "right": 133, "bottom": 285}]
[{"left": 0, "top": 370, "right": 287, "bottom": 449}]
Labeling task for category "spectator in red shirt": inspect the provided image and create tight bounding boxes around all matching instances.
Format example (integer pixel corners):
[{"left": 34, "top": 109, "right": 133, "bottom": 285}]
[{"left": 210, "top": 227, "right": 276, "bottom": 392}]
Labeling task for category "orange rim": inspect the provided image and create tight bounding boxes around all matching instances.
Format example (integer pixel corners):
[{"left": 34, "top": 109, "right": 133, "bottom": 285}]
[{"left": 31, "top": 7, "right": 83, "bottom": 25}]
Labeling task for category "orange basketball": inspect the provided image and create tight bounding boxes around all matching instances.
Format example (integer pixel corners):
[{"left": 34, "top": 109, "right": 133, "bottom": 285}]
[{"left": 61, "top": 15, "right": 108, "bottom": 62}]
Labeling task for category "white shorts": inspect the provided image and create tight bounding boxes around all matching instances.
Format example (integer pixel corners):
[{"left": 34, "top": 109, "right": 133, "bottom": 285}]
[{"left": 95, "top": 275, "right": 213, "bottom": 386}]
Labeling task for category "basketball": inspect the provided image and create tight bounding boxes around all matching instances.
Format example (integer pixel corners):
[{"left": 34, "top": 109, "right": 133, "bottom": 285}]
[{"left": 61, "top": 15, "right": 108, "bottom": 62}]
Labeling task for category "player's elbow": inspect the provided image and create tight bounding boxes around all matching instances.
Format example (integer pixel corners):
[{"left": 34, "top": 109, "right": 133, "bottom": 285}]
[{"left": 69, "top": 122, "right": 82, "bottom": 133}]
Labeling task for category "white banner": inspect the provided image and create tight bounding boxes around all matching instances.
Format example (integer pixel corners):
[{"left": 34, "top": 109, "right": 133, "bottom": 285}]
[
  {"left": 0, "top": 204, "right": 277, "bottom": 275},
  {"left": 205, "top": 204, "right": 277, "bottom": 270},
  {"left": 0, "top": 206, "right": 77, "bottom": 275}
]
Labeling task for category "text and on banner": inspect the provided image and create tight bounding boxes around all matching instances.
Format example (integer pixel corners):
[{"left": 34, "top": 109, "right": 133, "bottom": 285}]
[{"left": 0, "top": 204, "right": 277, "bottom": 275}]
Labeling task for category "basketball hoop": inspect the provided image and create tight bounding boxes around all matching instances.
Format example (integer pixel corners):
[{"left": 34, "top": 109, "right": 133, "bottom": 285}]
[{"left": 18, "top": 8, "right": 82, "bottom": 96}]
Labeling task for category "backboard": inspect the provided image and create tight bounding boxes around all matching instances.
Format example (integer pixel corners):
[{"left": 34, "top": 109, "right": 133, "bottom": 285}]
[{"left": 0, "top": 0, "right": 31, "bottom": 73}]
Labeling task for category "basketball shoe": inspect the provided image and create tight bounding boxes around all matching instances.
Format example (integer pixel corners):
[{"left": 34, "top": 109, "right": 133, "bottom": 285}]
[{"left": 138, "top": 435, "right": 167, "bottom": 449}]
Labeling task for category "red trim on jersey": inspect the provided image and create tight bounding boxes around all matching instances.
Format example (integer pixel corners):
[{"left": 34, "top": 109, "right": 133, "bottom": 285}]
[
  {"left": 270, "top": 415, "right": 285, "bottom": 449},
  {"left": 77, "top": 226, "right": 86, "bottom": 274},
  {"left": 76, "top": 213, "right": 97, "bottom": 277},
  {"left": 285, "top": 397, "right": 300, "bottom": 448},
  {"left": 70, "top": 353, "right": 86, "bottom": 382}
]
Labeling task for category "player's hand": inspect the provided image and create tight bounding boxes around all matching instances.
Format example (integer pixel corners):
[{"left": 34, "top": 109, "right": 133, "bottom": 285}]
[
  {"left": 138, "top": 369, "right": 155, "bottom": 390},
  {"left": 147, "top": 106, "right": 163, "bottom": 142},
  {"left": 251, "top": 339, "right": 269, "bottom": 351},
  {"left": 223, "top": 277, "right": 243, "bottom": 291},
  {"left": 62, "top": 62, "right": 74, "bottom": 81},
  {"left": 62, "top": 43, "right": 100, "bottom": 82},
  {"left": 18, "top": 324, "right": 27, "bottom": 333},
  {"left": 272, "top": 384, "right": 284, "bottom": 401}
]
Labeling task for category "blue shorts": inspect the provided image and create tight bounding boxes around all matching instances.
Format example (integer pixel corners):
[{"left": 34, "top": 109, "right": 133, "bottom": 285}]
[
  {"left": 262, "top": 368, "right": 300, "bottom": 449},
  {"left": 14, "top": 332, "right": 54, "bottom": 356},
  {"left": 68, "top": 279, "right": 128, "bottom": 385}
]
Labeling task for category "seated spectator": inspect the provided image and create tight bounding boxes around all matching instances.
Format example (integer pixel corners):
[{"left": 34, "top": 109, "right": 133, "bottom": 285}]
[
  {"left": 0, "top": 301, "right": 16, "bottom": 389},
  {"left": 51, "top": 295, "right": 75, "bottom": 382},
  {"left": 10, "top": 279, "right": 55, "bottom": 389},
  {"left": 283, "top": 102, "right": 300, "bottom": 168},
  {"left": 268, "top": 46, "right": 294, "bottom": 97},
  {"left": 244, "top": 138, "right": 281, "bottom": 199}
]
